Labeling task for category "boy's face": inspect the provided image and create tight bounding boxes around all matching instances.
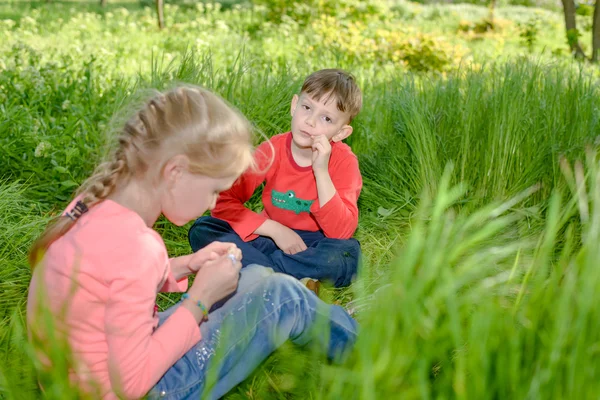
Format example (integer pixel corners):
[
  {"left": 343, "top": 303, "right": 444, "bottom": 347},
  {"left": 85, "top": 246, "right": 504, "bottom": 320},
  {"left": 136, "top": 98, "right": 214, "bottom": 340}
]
[{"left": 290, "top": 93, "right": 353, "bottom": 150}]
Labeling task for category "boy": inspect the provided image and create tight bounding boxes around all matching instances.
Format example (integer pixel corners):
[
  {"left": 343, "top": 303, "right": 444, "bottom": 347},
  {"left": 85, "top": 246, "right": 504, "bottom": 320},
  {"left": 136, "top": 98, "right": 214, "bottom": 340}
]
[{"left": 188, "top": 69, "right": 363, "bottom": 291}]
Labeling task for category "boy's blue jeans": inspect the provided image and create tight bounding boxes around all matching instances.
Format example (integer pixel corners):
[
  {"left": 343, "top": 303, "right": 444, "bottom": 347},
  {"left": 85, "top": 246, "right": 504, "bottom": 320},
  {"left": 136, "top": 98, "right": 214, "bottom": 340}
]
[
  {"left": 188, "top": 216, "right": 360, "bottom": 287},
  {"left": 148, "top": 265, "right": 358, "bottom": 400}
]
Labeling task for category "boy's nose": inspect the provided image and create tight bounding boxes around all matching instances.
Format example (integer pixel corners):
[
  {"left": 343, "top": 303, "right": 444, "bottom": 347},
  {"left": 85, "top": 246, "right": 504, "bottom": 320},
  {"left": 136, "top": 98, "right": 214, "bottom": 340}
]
[{"left": 305, "top": 116, "right": 316, "bottom": 127}]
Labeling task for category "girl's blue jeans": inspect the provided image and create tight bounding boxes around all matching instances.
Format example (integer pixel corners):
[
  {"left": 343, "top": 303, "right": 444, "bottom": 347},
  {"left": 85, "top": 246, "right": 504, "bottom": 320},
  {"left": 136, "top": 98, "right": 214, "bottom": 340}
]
[{"left": 147, "top": 264, "right": 358, "bottom": 399}]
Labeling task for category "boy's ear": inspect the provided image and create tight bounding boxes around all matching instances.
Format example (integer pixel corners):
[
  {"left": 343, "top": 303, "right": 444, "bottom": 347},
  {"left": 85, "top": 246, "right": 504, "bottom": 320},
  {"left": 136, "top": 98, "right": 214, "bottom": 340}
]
[
  {"left": 291, "top": 94, "right": 299, "bottom": 117},
  {"left": 332, "top": 125, "right": 353, "bottom": 143}
]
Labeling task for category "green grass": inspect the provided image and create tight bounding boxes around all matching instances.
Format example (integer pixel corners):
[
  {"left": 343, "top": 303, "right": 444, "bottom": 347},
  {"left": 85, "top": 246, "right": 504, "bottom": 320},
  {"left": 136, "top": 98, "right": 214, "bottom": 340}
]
[
  {"left": 0, "top": 0, "right": 588, "bottom": 78},
  {"left": 2, "top": 1, "right": 600, "bottom": 399}
]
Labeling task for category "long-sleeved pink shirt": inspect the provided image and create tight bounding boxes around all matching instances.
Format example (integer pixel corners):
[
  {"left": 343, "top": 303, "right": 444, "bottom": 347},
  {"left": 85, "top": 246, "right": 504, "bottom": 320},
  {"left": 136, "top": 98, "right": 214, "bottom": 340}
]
[{"left": 27, "top": 199, "right": 201, "bottom": 399}]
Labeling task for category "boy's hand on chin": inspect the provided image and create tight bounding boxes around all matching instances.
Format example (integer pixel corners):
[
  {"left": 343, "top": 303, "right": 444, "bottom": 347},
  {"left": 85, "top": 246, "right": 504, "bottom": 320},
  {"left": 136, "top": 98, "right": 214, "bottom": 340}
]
[{"left": 311, "top": 135, "right": 332, "bottom": 173}]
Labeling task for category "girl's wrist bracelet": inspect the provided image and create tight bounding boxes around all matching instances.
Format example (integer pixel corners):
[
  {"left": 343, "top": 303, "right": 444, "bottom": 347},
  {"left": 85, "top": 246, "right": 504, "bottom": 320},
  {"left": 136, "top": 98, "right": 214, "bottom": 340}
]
[{"left": 182, "top": 293, "right": 209, "bottom": 320}]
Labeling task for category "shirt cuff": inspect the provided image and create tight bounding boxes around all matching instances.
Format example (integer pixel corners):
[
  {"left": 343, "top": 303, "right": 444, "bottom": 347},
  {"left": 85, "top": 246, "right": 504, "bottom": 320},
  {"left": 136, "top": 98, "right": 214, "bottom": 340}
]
[
  {"left": 233, "top": 212, "right": 268, "bottom": 242},
  {"left": 162, "top": 306, "right": 202, "bottom": 347}
]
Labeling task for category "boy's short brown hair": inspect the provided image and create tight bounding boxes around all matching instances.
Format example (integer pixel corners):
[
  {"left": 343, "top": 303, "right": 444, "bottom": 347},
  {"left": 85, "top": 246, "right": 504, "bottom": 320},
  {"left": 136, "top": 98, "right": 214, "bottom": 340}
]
[{"left": 301, "top": 69, "right": 362, "bottom": 123}]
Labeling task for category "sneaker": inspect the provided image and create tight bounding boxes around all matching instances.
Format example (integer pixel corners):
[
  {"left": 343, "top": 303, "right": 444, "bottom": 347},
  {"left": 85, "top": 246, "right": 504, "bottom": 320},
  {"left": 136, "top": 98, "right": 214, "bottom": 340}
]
[{"left": 300, "top": 277, "right": 321, "bottom": 296}]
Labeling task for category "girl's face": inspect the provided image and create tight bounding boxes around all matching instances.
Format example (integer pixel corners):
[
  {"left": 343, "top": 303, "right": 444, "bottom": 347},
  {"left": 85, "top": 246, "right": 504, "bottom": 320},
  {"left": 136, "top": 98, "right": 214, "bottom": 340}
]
[{"left": 160, "top": 156, "right": 238, "bottom": 226}]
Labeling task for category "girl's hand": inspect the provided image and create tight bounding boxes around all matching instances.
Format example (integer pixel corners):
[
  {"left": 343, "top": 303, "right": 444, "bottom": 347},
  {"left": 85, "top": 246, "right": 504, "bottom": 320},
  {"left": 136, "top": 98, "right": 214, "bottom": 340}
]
[
  {"left": 188, "top": 251, "right": 243, "bottom": 310},
  {"left": 187, "top": 242, "right": 241, "bottom": 274}
]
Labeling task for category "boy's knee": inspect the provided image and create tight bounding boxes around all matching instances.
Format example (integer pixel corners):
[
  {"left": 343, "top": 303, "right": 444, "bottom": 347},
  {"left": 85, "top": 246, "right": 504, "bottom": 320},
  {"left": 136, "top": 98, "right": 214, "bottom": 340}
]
[
  {"left": 337, "top": 239, "right": 360, "bottom": 287},
  {"left": 341, "top": 237, "right": 361, "bottom": 263},
  {"left": 322, "top": 237, "right": 361, "bottom": 255},
  {"left": 345, "top": 238, "right": 361, "bottom": 254}
]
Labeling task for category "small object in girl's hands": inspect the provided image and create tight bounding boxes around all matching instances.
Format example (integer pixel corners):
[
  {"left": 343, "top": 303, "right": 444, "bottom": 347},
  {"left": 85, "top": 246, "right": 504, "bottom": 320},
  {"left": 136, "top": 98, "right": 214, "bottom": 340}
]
[
  {"left": 227, "top": 253, "right": 237, "bottom": 264},
  {"left": 227, "top": 246, "right": 238, "bottom": 263}
]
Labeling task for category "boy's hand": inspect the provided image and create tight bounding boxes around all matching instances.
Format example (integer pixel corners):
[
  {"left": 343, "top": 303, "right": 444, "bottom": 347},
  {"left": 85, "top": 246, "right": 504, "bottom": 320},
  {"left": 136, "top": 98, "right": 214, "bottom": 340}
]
[
  {"left": 311, "top": 134, "right": 332, "bottom": 173},
  {"left": 271, "top": 224, "right": 308, "bottom": 255},
  {"left": 255, "top": 219, "right": 307, "bottom": 254}
]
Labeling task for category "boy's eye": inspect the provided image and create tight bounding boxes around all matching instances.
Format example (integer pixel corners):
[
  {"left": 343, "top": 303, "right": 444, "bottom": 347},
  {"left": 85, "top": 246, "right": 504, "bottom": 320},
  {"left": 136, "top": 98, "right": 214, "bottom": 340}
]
[
  {"left": 302, "top": 105, "right": 310, "bottom": 110},
  {"left": 324, "top": 116, "right": 332, "bottom": 123}
]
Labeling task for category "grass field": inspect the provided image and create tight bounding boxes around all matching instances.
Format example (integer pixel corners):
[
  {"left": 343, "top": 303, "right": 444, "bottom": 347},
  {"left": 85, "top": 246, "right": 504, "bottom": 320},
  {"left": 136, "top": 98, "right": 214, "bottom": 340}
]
[{"left": 1, "top": 0, "right": 600, "bottom": 398}]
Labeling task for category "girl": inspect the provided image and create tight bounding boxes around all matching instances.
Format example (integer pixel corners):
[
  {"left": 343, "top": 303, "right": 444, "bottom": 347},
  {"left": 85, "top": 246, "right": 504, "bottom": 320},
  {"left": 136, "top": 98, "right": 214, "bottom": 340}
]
[{"left": 27, "top": 86, "right": 357, "bottom": 399}]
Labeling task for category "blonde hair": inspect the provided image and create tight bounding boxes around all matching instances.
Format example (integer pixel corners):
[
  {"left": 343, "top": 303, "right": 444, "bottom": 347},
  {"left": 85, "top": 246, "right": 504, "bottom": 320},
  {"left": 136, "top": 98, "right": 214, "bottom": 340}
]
[
  {"left": 301, "top": 69, "right": 363, "bottom": 122},
  {"left": 29, "top": 85, "right": 254, "bottom": 267}
]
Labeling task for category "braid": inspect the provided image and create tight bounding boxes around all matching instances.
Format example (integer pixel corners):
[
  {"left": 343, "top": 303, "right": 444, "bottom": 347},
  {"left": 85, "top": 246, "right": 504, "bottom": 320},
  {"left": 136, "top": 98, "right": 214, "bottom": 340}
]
[
  {"left": 29, "top": 86, "right": 255, "bottom": 269},
  {"left": 78, "top": 99, "right": 158, "bottom": 207},
  {"left": 78, "top": 146, "right": 131, "bottom": 208},
  {"left": 29, "top": 98, "right": 155, "bottom": 269}
]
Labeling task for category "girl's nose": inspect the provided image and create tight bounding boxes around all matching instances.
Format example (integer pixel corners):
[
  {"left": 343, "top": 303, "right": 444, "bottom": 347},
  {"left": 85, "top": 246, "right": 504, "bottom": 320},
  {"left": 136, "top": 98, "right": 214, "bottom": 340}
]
[{"left": 208, "top": 195, "right": 217, "bottom": 210}]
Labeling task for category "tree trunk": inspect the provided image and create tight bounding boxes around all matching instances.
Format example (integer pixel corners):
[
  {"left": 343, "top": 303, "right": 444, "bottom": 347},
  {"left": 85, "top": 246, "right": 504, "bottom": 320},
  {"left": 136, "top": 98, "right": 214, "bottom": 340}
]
[
  {"left": 488, "top": 0, "right": 496, "bottom": 27},
  {"left": 561, "top": 0, "right": 586, "bottom": 58},
  {"left": 156, "top": 0, "right": 164, "bottom": 30},
  {"left": 100, "top": 0, "right": 107, "bottom": 6},
  {"left": 592, "top": 0, "right": 600, "bottom": 62}
]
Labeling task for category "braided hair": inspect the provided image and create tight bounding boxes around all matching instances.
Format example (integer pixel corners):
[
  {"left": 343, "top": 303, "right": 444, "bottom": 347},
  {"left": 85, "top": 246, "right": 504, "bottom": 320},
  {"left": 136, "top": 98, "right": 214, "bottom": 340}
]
[{"left": 29, "top": 86, "right": 255, "bottom": 268}]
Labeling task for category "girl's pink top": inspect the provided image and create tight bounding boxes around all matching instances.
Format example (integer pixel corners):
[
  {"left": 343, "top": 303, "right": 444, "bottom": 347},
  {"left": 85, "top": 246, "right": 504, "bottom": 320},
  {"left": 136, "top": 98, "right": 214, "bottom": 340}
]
[{"left": 27, "top": 199, "right": 202, "bottom": 399}]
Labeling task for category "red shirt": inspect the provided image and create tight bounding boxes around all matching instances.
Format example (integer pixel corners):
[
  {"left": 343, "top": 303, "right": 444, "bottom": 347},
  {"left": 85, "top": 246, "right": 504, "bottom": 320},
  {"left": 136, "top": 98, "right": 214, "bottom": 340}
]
[{"left": 212, "top": 132, "right": 362, "bottom": 241}]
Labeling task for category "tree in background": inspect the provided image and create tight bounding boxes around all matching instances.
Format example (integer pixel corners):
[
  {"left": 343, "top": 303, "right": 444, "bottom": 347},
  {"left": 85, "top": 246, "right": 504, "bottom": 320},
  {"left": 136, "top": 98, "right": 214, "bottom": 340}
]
[
  {"left": 488, "top": 0, "right": 497, "bottom": 27},
  {"left": 561, "top": 0, "right": 600, "bottom": 61},
  {"left": 593, "top": 1, "right": 600, "bottom": 60},
  {"left": 98, "top": 0, "right": 163, "bottom": 29},
  {"left": 156, "top": 0, "right": 164, "bottom": 29}
]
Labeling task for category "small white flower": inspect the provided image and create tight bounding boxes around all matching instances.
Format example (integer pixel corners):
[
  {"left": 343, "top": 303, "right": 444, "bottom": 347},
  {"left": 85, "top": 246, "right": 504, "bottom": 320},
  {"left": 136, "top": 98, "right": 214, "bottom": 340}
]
[{"left": 34, "top": 141, "right": 52, "bottom": 158}]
